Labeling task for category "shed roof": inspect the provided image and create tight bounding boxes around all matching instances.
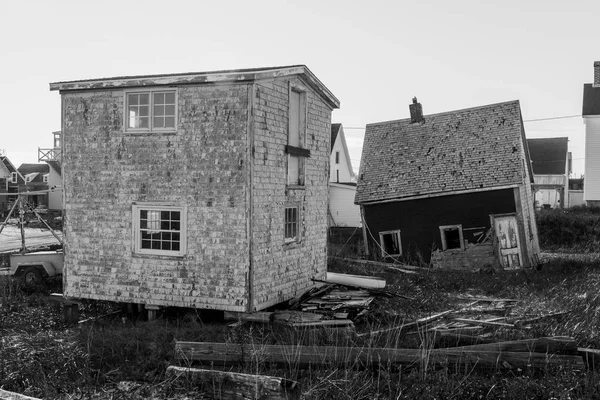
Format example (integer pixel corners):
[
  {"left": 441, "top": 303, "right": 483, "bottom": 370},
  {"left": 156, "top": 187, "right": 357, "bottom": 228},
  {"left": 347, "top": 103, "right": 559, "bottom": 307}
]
[
  {"left": 527, "top": 137, "right": 568, "bottom": 175},
  {"left": 582, "top": 83, "right": 600, "bottom": 116},
  {"left": 356, "top": 100, "right": 531, "bottom": 204},
  {"left": 49, "top": 65, "right": 340, "bottom": 109}
]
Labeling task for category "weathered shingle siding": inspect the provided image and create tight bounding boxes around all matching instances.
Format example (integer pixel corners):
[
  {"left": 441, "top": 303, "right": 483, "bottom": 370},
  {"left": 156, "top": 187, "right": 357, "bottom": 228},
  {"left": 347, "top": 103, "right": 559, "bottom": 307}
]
[
  {"left": 250, "top": 77, "right": 330, "bottom": 310},
  {"left": 356, "top": 101, "right": 526, "bottom": 204},
  {"left": 62, "top": 84, "right": 251, "bottom": 311}
]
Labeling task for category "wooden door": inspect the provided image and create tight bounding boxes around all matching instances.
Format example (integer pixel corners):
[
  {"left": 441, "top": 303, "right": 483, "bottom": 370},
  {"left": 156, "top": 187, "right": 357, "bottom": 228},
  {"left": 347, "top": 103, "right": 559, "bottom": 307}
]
[{"left": 491, "top": 214, "right": 522, "bottom": 269}]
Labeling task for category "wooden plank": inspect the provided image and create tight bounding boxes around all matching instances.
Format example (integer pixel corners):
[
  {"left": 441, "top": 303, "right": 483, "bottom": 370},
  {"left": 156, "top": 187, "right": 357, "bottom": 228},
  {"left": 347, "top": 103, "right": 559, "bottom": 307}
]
[
  {"left": 325, "top": 272, "right": 386, "bottom": 289},
  {"left": 0, "top": 389, "right": 41, "bottom": 400},
  {"left": 454, "top": 337, "right": 578, "bottom": 355},
  {"left": 350, "top": 310, "right": 453, "bottom": 338},
  {"left": 288, "top": 319, "right": 354, "bottom": 328},
  {"left": 453, "top": 318, "right": 516, "bottom": 328},
  {"left": 175, "top": 341, "right": 585, "bottom": 371},
  {"left": 166, "top": 366, "right": 300, "bottom": 400},
  {"left": 224, "top": 312, "right": 273, "bottom": 324},
  {"left": 578, "top": 348, "right": 600, "bottom": 370}
]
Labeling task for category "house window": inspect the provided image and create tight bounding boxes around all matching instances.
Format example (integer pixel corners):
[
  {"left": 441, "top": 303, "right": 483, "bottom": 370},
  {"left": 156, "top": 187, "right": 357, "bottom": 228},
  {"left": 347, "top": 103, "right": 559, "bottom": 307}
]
[
  {"left": 284, "top": 206, "right": 299, "bottom": 243},
  {"left": 133, "top": 203, "right": 186, "bottom": 256},
  {"left": 287, "top": 88, "right": 308, "bottom": 186},
  {"left": 126, "top": 90, "right": 177, "bottom": 132},
  {"left": 43, "top": 174, "right": 49, "bottom": 183},
  {"left": 10, "top": 172, "right": 17, "bottom": 183},
  {"left": 439, "top": 225, "right": 465, "bottom": 250},
  {"left": 379, "top": 230, "right": 402, "bottom": 257},
  {"left": 335, "top": 151, "right": 340, "bottom": 164}
]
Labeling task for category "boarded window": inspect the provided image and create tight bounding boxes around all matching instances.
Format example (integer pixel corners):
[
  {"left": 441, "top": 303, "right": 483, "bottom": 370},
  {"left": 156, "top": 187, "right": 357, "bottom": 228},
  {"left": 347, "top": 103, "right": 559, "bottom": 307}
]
[
  {"left": 134, "top": 204, "right": 186, "bottom": 256},
  {"left": 439, "top": 225, "right": 464, "bottom": 250},
  {"left": 379, "top": 230, "right": 402, "bottom": 257},
  {"left": 287, "top": 88, "right": 306, "bottom": 186}
]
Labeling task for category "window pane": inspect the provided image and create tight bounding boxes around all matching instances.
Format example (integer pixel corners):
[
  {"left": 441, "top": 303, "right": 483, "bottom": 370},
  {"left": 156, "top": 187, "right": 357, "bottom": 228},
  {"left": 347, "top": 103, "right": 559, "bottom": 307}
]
[
  {"left": 139, "top": 106, "right": 149, "bottom": 117},
  {"left": 154, "top": 105, "right": 164, "bottom": 117},
  {"left": 139, "top": 117, "right": 149, "bottom": 128},
  {"left": 141, "top": 239, "right": 151, "bottom": 249},
  {"left": 165, "top": 105, "right": 175, "bottom": 116},
  {"left": 165, "top": 117, "right": 175, "bottom": 128},
  {"left": 172, "top": 242, "right": 180, "bottom": 251},
  {"left": 154, "top": 116, "right": 164, "bottom": 128},
  {"left": 154, "top": 93, "right": 164, "bottom": 104},
  {"left": 171, "top": 221, "right": 180, "bottom": 231},
  {"left": 172, "top": 232, "right": 180, "bottom": 241},
  {"left": 152, "top": 240, "right": 161, "bottom": 249},
  {"left": 165, "top": 92, "right": 175, "bottom": 103},
  {"left": 140, "top": 94, "right": 149, "bottom": 105}
]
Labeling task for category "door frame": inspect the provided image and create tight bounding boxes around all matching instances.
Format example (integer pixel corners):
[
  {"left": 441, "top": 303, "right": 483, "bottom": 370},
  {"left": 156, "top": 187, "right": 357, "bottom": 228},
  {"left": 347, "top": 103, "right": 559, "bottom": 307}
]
[{"left": 489, "top": 213, "right": 523, "bottom": 270}]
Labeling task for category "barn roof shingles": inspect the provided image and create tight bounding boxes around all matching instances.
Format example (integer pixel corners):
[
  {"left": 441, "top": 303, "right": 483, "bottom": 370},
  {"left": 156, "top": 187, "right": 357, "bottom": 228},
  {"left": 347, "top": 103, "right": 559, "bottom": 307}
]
[{"left": 356, "top": 100, "right": 529, "bottom": 204}]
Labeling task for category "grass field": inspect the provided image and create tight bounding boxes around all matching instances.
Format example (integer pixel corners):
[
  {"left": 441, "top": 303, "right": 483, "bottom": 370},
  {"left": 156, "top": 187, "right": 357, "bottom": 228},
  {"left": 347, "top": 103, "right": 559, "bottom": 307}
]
[{"left": 1, "top": 208, "right": 600, "bottom": 399}]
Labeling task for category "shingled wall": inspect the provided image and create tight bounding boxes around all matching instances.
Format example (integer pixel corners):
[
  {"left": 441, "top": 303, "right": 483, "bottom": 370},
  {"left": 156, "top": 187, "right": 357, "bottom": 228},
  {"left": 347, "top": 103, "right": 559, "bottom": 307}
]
[
  {"left": 61, "top": 84, "right": 252, "bottom": 311},
  {"left": 250, "top": 77, "right": 330, "bottom": 310}
]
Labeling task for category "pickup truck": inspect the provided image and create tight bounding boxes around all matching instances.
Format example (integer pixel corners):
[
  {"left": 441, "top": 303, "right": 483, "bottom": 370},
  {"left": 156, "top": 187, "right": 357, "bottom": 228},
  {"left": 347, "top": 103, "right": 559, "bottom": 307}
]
[{"left": 1, "top": 251, "right": 64, "bottom": 285}]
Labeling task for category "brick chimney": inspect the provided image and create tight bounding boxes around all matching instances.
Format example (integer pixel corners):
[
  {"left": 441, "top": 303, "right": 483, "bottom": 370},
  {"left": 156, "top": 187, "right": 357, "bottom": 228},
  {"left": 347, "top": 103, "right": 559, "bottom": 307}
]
[
  {"left": 594, "top": 61, "right": 600, "bottom": 88},
  {"left": 409, "top": 97, "right": 424, "bottom": 123}
]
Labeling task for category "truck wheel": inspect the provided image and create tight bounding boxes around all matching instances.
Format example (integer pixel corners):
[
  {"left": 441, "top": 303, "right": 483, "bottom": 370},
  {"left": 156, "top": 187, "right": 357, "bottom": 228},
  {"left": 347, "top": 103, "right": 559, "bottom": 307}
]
[{"left": 22, "top": 267, "right": 43, "bottom": 286}]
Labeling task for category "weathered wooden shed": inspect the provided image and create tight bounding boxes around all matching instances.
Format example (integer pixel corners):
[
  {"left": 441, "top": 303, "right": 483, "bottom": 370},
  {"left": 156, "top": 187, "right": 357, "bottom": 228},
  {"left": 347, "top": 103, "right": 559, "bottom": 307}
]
[
  {"left": 50, "top": 65, "right": 339, "bottom": 312},
  {"left": 355, "top": 99, "right": 540, "bottom": 270}
]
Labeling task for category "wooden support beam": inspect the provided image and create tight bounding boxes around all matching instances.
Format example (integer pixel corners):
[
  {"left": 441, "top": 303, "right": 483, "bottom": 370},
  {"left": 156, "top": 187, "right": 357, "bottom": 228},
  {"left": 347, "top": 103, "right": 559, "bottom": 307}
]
[
  {"left": 454, "top": 337, "right": 578, "bottom": 355},
  {"left": 166, "top": 366, "right": 300, "bottom": 400},
  {"left": 175, "top": 341, "right": 585, "bottom": 371},
  {"left": 358, "top": 310, "right": 454, "bottom": 337},
  {"left": 0, "top": 388, "right": 41, "bottom": 400}
]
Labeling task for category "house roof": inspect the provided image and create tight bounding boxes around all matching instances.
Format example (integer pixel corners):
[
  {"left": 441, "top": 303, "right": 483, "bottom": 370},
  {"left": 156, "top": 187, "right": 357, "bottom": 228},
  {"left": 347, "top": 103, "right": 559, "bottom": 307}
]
[
  {"left": 46, "top": 161, "right": 62, "bottom": 176},
  {"left": 582, "top": 84, "right": 600, "bottom": 116},
  {"left": 527, "top": 137, "right": 568, "bottom": 175},
  {"left": 356, "top": 100, "right": 532, "bottom": 204},
  {"left": 331, "top": 123, "right": 342, "bottom": 151},
  {"left": 50, "top": 65, "right": 340, "bottom": 110},
  {"left": 18, "top": 164, "right": 49, "bottom": 184}
]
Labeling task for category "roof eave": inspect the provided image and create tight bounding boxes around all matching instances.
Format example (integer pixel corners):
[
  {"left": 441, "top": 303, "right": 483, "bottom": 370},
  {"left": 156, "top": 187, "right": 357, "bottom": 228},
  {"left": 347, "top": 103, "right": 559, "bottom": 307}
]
[{"left": 49, "top": 65, "right": 340, "bottom": 109}]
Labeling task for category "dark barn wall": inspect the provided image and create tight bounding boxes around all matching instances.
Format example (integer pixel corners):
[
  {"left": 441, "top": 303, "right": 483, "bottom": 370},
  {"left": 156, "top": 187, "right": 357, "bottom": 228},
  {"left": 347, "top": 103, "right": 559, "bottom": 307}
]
[{"left": 363, "top": 188, "right": 516, "bottom": 262}]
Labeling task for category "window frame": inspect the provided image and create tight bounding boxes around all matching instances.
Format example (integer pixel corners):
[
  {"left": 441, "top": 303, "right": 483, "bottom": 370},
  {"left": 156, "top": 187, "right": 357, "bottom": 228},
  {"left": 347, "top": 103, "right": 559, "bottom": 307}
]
[
  {"left": 124, "top": 88, "right": 178, "bottom": 133},
  {"left": 439, "top": 224, "right": 465, "bottom": 251},
  {"left": 10, "top": 172, "right": 17, "bottom": 183},
  {"left": 379, "top": 229, "right": 402, "bottom": 257},
  {"left": 132, "top": 202, "right": 187, "bottom": 257},
  {"left": 284, "top": 204, "right": 301, "bottom": 244}
]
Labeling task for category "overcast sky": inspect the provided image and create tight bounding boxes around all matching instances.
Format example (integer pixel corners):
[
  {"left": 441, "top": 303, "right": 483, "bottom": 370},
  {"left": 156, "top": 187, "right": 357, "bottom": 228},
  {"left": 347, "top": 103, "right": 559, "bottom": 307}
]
[{"left": 1, "top": 0, "right": 597, "bottom": 177}]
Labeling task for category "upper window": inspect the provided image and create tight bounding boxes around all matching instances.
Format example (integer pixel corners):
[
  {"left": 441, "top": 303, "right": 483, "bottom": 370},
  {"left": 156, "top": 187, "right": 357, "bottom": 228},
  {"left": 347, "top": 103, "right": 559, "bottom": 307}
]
[
  {"left": 379, "top": 230, "right": 402, "bottom": 257},
  {"left": 439, "top": 225, "right": 464, "bottom": 251},
  {"left": 43, "top": 174, "right": 49, "bottom": 183},
  {"left": 284, "top": 206, "right": 300, "bottom": 243},
  {"left": 10, "top": 172, "right": 17, "bottom": 183},
  {"left": 133, "top": 203, "right": 186, "bottom": 256},
  {"left": 335, "top": 151, "right": 340, "bottom": 164},
  {"left": 126, "top": 90, "right": 177, "bottom": 132}
]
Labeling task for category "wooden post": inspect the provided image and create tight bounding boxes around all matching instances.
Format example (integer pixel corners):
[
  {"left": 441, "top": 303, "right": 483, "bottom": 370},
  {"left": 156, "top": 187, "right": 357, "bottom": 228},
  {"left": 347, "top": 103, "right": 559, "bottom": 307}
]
[
  {"left": 64, "top": 303, "right": 79, "bottom": 324},
  {"left": 145, "top": 305, "right": 160, "bottom": 321},
  {"left": 166, "top": 366, "right": 300, "bottom": 400}
]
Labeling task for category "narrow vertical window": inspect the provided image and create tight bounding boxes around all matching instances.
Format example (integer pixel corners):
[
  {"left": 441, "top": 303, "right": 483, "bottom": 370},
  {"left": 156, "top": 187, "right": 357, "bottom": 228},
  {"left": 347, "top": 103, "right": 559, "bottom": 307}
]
[
  {"left": 335, "top": 151, "right": 340, "bottom": 164},
  {"left": 284, "top": 206, "right": 299, "bottom": 243},
  {"left": 286, "top": 87, "right": 308, "bottom": 186}
]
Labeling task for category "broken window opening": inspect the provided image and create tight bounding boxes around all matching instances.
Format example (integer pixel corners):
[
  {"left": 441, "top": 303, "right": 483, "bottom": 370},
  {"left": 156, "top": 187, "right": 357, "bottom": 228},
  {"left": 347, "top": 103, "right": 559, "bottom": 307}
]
[
  {"left": 379, "top": 230, "right": 402, "bottom": 257},
  {"left": 439, "top": 225, "right": 465, "bottom": 251}
]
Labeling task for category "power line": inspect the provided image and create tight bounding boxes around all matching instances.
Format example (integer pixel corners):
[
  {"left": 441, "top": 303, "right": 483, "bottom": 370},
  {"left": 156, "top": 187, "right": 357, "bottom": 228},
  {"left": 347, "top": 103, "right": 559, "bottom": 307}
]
[{"left": 338, "top": 114, "right": 583, "bottom": 129}]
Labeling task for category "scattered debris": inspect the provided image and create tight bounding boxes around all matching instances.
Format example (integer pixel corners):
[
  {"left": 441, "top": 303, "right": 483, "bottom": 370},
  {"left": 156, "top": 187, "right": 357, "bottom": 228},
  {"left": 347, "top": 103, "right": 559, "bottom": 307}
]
[
  {"left": 324, "top": 272, "right": 386, "bottom": 289},
  {"left": 166, "top": 366, "right": 300, "bottom": 400},
  {"left": 0, "top": 389, "right": 41, "bottom": 400}
]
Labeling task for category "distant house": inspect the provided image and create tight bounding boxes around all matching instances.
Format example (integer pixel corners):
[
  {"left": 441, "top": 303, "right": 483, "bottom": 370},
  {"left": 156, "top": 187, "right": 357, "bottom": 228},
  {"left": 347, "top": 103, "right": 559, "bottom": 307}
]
[
  {"left": 329, "top": 123, "right": 360, "bottom": 227},
  {"left": 527, "top": 137, "right": 569, "bottom": 209},
  {"left": 50, "top": 65, "right": 339, "bottom": 313},
  {"left": 582, "top": 61, "right": 600, "bottom": 206},
  {"left": 0, "top": 156, "right": 22, "bottom": 216},
  {"left": 18, "top": 163, "right": 50, "bottom": 209},
  {"left": 356, "top": 98, "right": 540, "bottom": 270}
]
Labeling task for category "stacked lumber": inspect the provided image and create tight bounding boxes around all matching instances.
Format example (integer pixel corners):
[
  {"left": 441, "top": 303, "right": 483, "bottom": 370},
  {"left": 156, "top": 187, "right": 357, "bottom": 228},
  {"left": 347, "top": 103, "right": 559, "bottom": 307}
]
[{"left": 175, "top": 336, "right": 585, "bottom": 371}]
